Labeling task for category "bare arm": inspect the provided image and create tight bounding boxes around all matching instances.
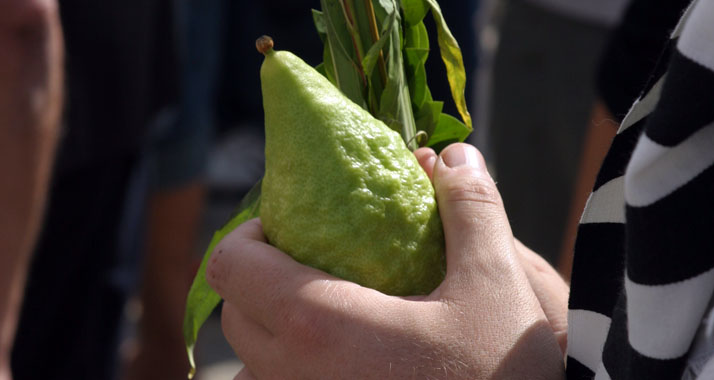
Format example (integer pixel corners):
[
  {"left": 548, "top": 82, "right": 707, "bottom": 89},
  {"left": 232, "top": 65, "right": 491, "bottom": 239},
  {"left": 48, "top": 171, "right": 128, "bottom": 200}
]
[
  {"left": 558, "top": 101, "right": 618, "bottom": 281},
  {"left": 124, "top": 184, "right": 203, "bottom": 380},
  {"left": 0, "top": 0, "right": 63, "bottom": 377}
]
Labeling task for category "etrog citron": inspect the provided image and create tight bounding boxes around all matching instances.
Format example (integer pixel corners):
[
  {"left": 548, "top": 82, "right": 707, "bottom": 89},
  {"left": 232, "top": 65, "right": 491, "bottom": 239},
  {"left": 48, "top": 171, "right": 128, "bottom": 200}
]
[{"left": 258, "top": 36, "right": 445, "bottom": 296}]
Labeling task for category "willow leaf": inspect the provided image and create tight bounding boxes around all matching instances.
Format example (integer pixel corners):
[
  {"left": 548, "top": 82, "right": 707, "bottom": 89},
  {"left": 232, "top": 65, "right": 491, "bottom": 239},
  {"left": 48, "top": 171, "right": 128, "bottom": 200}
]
[
  {"left": 376, "top": 0, "right": 396, "bottom": 15},
  {"left": 403, "top": 21, "right": 429, "bottom": 108},
  {"left": 399, "top": 0, "right": 429, "bottom": 26},
  {"left": 404, "top": 20, "right": 429, "bottom": 59},
  {"left": 348, "top": 0, "right": 377, "bottom": 64},
  {"left": 312, "top": 9, "right": 327, "bottom": 42},
  {"left": 183, "top": 180, "right": 262, "bottom": 378},
  {"left": 361, "top": 9, "right": 396, "bottom": 77},
  {"left": 423, "top": 0, "right": 472, "bottom": 129},
  {"left": 322, "top": 39, "right": 337, "bottom": 83},
  {"left": 375, "top": 0, "right": 418, "bottom": 149},
  {"left": 320, "top": 0, "right": 368, "bottom": 108}
]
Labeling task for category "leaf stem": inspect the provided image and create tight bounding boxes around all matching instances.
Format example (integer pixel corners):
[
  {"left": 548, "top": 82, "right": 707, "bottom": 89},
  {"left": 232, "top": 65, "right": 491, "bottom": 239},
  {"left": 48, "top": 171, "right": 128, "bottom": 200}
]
[
  {"left": 364, "top": 0, "right": 387, "bottom": 87},
  {"left": 340, "top": 0, "right": 367, "bottom": 86},
  {"left": 255, "top": 35, "right": 274, "bottom": 55}
]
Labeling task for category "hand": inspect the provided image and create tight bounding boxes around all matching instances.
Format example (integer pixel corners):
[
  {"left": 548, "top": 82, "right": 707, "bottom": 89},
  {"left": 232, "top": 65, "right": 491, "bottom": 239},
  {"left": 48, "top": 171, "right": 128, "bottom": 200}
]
[
  {"left": 414, "top": 147, "right": 569, "bottom": 355},
  {"left": 513, "top": 239, "right": 569, "bottom": 354},
  {"left": 207, "top": 143, "right": 565, "bottom": 379}
]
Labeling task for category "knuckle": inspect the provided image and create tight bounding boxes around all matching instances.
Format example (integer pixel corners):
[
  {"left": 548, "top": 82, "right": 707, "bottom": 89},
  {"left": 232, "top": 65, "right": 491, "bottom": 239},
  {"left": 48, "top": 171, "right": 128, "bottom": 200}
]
[
  {"left": 443, "top": 176, "right": 502, "bottom": 207},
  {"left": 280, "top": 298, "right": 335, "bottom": 355},
  {"left": 205, "top": 243, "right": 229, "bottom": 291},
  {"left": 267, "top": 288, "right": 299, "bottom": 326}
]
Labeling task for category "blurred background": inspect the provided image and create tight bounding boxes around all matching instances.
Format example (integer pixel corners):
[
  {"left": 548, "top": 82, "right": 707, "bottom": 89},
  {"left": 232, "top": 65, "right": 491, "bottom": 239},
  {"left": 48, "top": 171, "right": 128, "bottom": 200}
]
[{"left": 3, "top": 0, "right": 645, "bottom": 378}]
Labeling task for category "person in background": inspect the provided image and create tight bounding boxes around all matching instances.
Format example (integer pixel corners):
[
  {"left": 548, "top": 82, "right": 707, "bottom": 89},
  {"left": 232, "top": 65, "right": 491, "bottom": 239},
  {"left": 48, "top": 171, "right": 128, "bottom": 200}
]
[
  {"left": 123, "top": 0, "right": 226, "bottom": 378},
  {"left": 0, "top": 1, "right": 64, "bottom": 379},
  {"left": 487, "top": 0, "right": 628, "bottom": 265},
  {"left": 558, "top": 0, "right": 693, "bottom": 280},
  {"left": 10, "top": 1, "right": 179, "bottom": 379}
]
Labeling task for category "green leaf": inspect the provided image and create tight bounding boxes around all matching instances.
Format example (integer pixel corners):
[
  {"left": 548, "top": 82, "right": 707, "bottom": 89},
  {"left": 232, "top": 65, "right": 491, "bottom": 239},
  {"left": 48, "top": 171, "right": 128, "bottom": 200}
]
[
  {"left": 376, "top": 0, "right": 396, "bottom": 15},
  {"left": 348, "top": 0, "right": 377, "bottom": 63},
  {"left": 407, "top": 62, "right": 427, "bottom": 108},
  {"left": 347, "top": 0, "right": 390, "bottom": 115},
  {"left": 423, "top": 0, "right": 473, "bottom": 130},
  {"left": 361, "top": 8, "right": 396, "bottom": 78},
  {"left": 368, "top": 0, "right": 417, "bottom": 150},
  {"left": 404, "top": 20, "right": 429, "bottom": 54},
  {"left": 426, "top": 112, "right": 471, "bottom": 147},
  {"left": 415, "top": 98, "right": 442, "bottom": 138},
  {"left": 315, "top": 62, "right": 327, "bottom": 78},
  {"left": 400, "top": 0, "right": 429, "bottom": 26},
  {"left": 183, "top": 180, "right": 262, "bottom": 378},
  {"left": 403, "top": 21, "right": 429, "bottom": 108},
  {"left": 322, "top": 40, "right": 337, "bottom": 84},
  {"left": 320, "top": 0, "right": 368, "bottom": 108},
  {"left": 312, "top": 9, "right": 327, "bottom": 42}
]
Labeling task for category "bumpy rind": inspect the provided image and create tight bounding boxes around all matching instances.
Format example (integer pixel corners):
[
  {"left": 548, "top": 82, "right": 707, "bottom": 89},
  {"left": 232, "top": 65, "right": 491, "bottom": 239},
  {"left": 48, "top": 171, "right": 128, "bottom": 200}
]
[{"left": 260, "top": 51, "right": 445, "bottom": 296}]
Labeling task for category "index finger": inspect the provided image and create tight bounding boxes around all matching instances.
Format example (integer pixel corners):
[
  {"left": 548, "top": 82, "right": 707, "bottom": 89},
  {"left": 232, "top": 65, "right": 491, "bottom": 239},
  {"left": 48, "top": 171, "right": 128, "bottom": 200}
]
[
  {"left": 205, "top": 218, "right": 365, "bottom": 333},
  {"left": 414, "top": 147, "right": 437, "bottom": 181}
]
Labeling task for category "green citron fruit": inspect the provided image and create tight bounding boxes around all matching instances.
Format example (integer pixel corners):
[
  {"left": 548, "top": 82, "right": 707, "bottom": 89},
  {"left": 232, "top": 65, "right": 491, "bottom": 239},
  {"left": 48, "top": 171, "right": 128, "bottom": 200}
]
[{"left": 258, "top": 36, "right": 445, "bottom": 296}]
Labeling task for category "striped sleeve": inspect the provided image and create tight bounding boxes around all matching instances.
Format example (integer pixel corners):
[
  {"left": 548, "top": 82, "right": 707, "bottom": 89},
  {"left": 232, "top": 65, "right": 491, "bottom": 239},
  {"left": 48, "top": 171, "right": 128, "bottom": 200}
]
[
  {"left": 693, "top": 353, "right": 714, "bottom": 379},
  {"left": 566, "top": 0, "right": 714, "bottom": 379}
]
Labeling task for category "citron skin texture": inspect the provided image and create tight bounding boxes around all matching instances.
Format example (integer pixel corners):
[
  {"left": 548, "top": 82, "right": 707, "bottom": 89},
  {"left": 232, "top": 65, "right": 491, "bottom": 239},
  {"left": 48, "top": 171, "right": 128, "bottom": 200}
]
[{"left": 260, "top": 50, "right": 445, "bottom": 296}]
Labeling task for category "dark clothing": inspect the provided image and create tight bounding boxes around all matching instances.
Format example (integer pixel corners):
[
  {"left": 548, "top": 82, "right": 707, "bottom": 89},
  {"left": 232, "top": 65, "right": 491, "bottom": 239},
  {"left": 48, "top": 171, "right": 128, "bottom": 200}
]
[
  {"left": 596, "top": 0, "right": 691, "bottom": 121},
  {"left": 11, "top": 159, "right": 142, "bottom": 380},
  {"left": 55, "top": 0, "right": 177, "bottom": 174}
]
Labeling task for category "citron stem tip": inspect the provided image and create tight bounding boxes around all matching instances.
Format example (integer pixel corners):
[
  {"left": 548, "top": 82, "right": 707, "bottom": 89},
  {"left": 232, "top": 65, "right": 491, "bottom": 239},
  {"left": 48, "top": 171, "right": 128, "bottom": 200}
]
[{"left": 256, "top": 35, "right": 274, "bottom": 55}]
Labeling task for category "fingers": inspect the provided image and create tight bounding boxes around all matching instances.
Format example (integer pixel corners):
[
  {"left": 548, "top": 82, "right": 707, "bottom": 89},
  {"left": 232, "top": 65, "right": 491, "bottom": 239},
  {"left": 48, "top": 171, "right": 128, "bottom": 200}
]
[
  {"left": 222, "top": 302, "right": 274, "bottom": 377},
  {"left": 206, "top": 218, "right": 362, "bottom": 333},
  {"left": 431, "top": 144, "right": 518, "bottom": 290},
  {"left": 207, "top": 218, "right": 315, "bottom": 330},
  {"left": 414, "top": 147, "right": 437, "bottom": 181},
  {"left": 514, "top": 239, "right": 569, "bottom": 353}
]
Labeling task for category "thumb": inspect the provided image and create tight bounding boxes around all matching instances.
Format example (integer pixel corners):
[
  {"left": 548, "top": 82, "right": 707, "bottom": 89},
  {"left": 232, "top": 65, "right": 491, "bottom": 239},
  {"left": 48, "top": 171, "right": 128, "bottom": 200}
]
[{"left": 433, "top": 143, "right": 516, "bottom": 288}]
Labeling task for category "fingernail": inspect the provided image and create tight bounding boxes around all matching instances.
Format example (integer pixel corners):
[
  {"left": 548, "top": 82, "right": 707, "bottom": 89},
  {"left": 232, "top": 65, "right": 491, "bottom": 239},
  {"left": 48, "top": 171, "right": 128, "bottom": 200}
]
[{"left": 441, "top": 144, "right": 483, "bottom": 169}]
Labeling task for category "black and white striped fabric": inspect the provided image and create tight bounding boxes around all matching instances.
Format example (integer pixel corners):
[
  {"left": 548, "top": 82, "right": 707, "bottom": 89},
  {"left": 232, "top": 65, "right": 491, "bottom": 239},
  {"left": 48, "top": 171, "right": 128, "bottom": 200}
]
[{"left": 566, "top": 0, "right": 714, "bottom": 379}]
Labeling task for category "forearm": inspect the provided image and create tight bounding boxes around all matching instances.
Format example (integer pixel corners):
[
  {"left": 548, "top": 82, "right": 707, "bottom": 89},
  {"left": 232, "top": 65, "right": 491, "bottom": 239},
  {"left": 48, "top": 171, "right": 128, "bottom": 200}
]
[
  {"left": 126, "top": 184, "right": 203, "bottom": 380},
  {"left": 558, "top": 101, "right": 618, "bottom": 281},
  {"left": 0, "top": 0, "right": 63, "bottom": 362}
]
